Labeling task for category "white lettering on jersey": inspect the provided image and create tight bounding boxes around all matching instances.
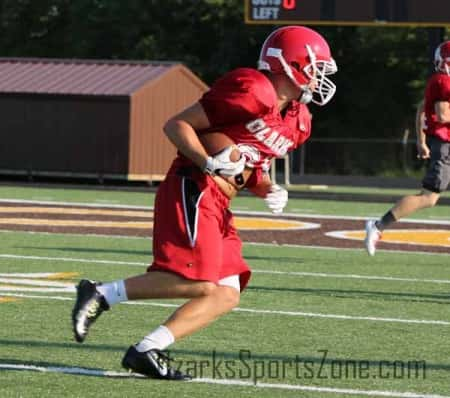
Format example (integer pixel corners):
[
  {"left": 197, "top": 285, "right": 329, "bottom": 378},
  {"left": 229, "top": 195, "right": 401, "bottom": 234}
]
[
  {"left": 264, "top": 132, "right": 278, "bottom": 147},
  {"left": 245, "top": 118, "right": 294, "bottom": 156},
  {"left": 255, "top": 127, "right": 271, "bottom": 142},
  {"left": 246, "top": 119, "right": 266, "bottom": 132}
]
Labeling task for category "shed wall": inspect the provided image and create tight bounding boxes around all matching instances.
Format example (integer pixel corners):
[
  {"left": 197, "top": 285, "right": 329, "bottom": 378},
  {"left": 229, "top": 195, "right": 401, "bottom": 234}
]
[
  {"left": 0, "top": 61, "right": 208, "bottom": 182},
  {"left": 128, "top": 66, "right": 208, "bottom": 180},
  {"left": 0, "top": 95, "right": 129, "bottom": 177}
]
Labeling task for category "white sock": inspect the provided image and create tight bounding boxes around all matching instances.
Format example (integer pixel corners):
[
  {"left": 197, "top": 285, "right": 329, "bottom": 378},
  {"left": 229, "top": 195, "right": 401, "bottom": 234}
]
[
  {"left": 96, "top": 280, "right": 128, "bottom": 306},
  {"left": 135, "top": 325, "right": 175, "bottom": 352}
]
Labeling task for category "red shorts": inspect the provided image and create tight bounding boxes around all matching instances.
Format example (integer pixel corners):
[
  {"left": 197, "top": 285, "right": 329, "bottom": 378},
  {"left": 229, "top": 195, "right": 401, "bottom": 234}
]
[{"left": 148, "top": 164, "right": 251, "bottom": 291}]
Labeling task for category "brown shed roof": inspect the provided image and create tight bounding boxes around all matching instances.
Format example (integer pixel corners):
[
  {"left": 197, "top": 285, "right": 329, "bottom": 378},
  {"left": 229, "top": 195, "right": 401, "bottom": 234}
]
[{"left": 0, "top": 58, "right": 204, "bottom": 96}]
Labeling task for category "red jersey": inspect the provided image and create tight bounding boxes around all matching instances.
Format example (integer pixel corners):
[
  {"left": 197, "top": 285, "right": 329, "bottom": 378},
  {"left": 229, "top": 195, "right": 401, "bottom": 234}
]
[
  {"left": 424, "top": 72, "right": 450, "bottom": 142},
  {"left": 174, "top": 68, "right": 311, "bottom": 172},
  {"left": 199, "top": 68, "right": 312, "bottom": 170}
]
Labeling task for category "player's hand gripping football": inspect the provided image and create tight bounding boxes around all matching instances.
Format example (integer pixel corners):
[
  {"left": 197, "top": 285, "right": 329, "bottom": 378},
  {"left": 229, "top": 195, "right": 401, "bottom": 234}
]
[
  {"left": 203, "top": 146, "right": 246, "bottom": 177},
  {"left": 264, "top": 184, "right": 288, "bottom": 214}
]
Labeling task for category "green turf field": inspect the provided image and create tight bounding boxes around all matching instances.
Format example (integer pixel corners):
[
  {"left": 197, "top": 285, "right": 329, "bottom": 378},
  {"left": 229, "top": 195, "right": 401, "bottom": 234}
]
[{"left": 0, "top": 185, "right": 449, "bottom": 397}]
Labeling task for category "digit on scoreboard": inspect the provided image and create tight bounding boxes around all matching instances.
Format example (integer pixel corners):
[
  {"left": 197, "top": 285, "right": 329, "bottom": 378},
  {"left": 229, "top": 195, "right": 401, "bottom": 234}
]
[{"left": 282, "top": 0, "right": 296, "bottom": 10}]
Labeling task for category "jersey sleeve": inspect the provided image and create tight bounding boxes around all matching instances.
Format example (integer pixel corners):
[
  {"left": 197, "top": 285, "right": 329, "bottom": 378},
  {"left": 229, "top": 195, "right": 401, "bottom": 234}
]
[{"left": 199, "top": 68, "right": 276, "bottom": 127}]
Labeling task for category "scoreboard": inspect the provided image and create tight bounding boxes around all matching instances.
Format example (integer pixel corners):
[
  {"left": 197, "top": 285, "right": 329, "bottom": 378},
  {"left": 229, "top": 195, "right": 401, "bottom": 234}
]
[{"left": 245, "top": 0, "right": 450, "bottom": 26}]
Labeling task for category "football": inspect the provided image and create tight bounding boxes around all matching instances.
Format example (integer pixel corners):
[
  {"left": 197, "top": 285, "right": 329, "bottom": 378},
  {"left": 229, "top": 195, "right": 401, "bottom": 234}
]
[{"left": 198, "top": 132, "right": 241, "bottom": 162}]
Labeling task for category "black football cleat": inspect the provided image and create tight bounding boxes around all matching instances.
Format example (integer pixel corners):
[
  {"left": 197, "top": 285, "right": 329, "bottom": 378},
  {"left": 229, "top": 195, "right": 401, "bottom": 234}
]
[
  {"left": 72, "top": 279, "right": 109, "bottom": 343},
  {"left": 121, "top": 345, "right": 191, "bottom": 381}
]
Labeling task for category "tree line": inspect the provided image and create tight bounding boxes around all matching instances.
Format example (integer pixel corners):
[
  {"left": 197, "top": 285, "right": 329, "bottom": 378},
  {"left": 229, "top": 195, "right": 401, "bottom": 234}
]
[{"left": 1, "top": 0, "right": 448, "bottom": 173}]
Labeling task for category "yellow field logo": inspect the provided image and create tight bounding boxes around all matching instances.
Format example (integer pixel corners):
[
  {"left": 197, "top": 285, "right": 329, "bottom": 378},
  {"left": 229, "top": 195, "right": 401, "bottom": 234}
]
[
  {"left": 0, "top": 205, "right": 319, "bottom": 231},
  {"left": 326, "top": 229, "right": 450, "bottom": 248}
]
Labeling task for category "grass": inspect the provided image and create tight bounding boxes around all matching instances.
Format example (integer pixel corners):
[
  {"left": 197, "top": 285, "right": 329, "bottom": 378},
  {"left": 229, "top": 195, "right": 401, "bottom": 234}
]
[
  {"left": 0, "top": 184, "right": 449, "bottom": 397},
  {"left": 288, "top": 183, "right": 450, "bottom": 198}
]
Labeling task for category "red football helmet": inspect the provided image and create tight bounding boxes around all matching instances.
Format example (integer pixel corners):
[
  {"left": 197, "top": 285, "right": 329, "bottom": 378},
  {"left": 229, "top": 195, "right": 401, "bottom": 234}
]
[
  {"left": 258, "top": 26, "right": 337, "bottom": 106},
  {"left": 434, "top": 41, "right": 450, "bottom": 75}
]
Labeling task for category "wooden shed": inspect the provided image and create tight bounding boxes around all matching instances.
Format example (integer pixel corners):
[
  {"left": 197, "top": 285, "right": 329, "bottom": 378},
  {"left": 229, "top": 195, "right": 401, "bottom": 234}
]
[{"left": 0, "top": 58, "right": 208, "bottom": 182}]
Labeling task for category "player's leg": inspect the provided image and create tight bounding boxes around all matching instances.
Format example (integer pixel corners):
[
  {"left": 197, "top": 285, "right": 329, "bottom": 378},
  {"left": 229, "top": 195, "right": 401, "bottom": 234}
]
[
  {"left": 381, "top": 135, "right": 449, "bottom": 227},
  {"left": 124, "top": 188, "right": 245, "bottom": 347},
  {"left": 365, "top": 137, "right": 449, "bottom": 256},
  {"left": 365, "top": 189, "right": 440, "bottom": 256},
  {"left": 135, "top": 222, "right": 248, "bottom": 345},
  {"left": 163, "top": 280, "right": 240, "bottom": 339},
  {"left": 72, "top": 271, "right": 217, "bottom": 344},
  {"left": 122, "top": 209, "right": 248, "bottom": 379},
  {"left": 390, "top": 189, "right": 440, "bottom": 220},
  {"left": 72, "top": 170, "right": 214, "bottom": 341},
  {"left": 124, "top": 270, "right": 218, "bottom": 300},
  {"left": 121, "top": 281, "right": 240, "bottom": 379}
]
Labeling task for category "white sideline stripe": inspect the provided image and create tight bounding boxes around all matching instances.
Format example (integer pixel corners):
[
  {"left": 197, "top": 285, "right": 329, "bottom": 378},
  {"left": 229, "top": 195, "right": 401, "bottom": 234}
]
[
  {"left": 234, "top": 308, "right": 450, "bottom": 325},
  {"left": 0, "top": 278, "right": 72, "bottom": 287},
  {"left": 131, "top": 302, "right": 450, "bottom": 325},
  {"left": 196, "top": 378, "right": 448, "bottom": 398},
  {"left": 0, "top": 198, "right": 150, "bottom": 210},
  {"left": 0, "top": 363, "right": 145, "bottom": 378},
  {"left": 1, "top": 198, "right": 450, "bottom": 225},
  {"left": 1, "top": 293, "right": 72, "bottom": 301},
  {"left": 0, "top": 229, "right": 147, "bottom": 240},
  {"left": 2, "top": 253, "right": 450, "bottom": 284},
  {"left": 0, "top": 287, "right": 74, "bottom": 293},
  {"left": 245, "top": 241, "right": 450, "bottom": 257},
  {"left": 3, "top": 293, "right": 450, "bottom": 326},
  {"left": 252, "top": 270, "right": 450, "bottom": 285},
  {"left": 0, "top": 254, "right": 146, "bottom": 266},
  {"left": 0, "top": 363, "right": 447, "bottom": 398},
  {"left": 0, "top": 272, "right": 69, "bottom": 278}
]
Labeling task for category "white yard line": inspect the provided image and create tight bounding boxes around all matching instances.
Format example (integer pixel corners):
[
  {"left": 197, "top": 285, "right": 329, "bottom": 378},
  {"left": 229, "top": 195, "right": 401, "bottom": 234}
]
[
  {"left": 233, "top": 307, "right": 450, "bottom": 326},
  {"left": 0, "top": 229, "right": 147, "bottom": 240},
  {"left": 2, "top": 293, "right": 450, "bottom": 326},
  {"left": 1, "top": 253, "right": 450, "bottom": 284},
  {"left": 251, "top": 270, "right": 450, "bottom": 284},
  {"left": 245, "top": 241, "right": 450, "bottom": 256},
  {"left": 0, "top": 198, "right": 150, "bottom": 209},
  {"left": 0, "top": 363, "right": 446, "bottom": 398},
  {"left": 0, "top": 254, "right": 146, "bottom": 266},
  {"left": 0, "top": 198, "right": 449, "bottom": 225}
]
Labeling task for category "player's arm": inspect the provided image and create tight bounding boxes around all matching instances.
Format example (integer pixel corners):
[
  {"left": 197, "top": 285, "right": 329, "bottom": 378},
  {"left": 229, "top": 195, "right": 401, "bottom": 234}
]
[
  {"left": 434, "top": 100, "right": 450, "bottom": 123},
  {"left": 163, "top": 103, "right": 211, "bottom": 169},
  {"left": 415, "top": 100, "right": 430, "bottom": 159},
  {"left": 164, "top": 103, "right": 244, "bottom": 176}
]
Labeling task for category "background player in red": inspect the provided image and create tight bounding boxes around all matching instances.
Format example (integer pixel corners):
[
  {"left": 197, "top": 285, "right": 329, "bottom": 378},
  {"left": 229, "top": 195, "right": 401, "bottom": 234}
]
[
  {"left": 72, "top": 26, "right": 338, "bottom": 379},
  {"left": 365, "top": 40, "right": 450, "bottom": 256}
]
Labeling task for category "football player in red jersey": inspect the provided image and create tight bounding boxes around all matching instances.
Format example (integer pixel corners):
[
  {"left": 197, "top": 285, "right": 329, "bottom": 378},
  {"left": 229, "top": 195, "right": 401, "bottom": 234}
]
[
  {"left": 365, "top": 40, "right": 450, "bottom": 256},
  {"left": 72, "top": 26, "right": 337, "bottom": 379}
]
